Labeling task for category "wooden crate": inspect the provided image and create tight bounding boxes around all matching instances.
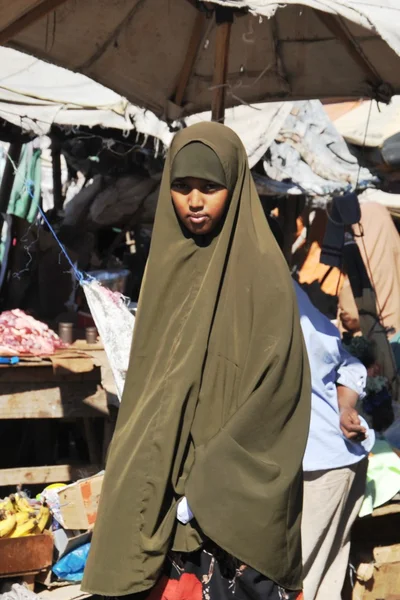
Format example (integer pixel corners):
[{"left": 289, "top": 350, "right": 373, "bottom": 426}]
[{"left": 0, "top": 532, "right": 53, "bottom": 577}]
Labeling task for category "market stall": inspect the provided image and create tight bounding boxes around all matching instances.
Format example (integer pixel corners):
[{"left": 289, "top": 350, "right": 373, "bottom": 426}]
[
  {"left": 0, "top": 307, "right": 115, "bottom": 482},
  {"left": 0, "top": 313, "right": 112, "bottom": 597},
  {"left": 0, "top": 354, "right": 108, "bottom": 487}
]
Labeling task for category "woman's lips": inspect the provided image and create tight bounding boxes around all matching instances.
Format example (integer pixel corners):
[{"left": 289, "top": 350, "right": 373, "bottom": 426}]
[{"left": 188, "top": 214, "right": 208, "bottom": 224}]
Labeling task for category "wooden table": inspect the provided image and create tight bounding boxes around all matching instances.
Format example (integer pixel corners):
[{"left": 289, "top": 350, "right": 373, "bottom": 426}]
[{"left": 0, "top": 355, "right": 110, "bottom": 487}]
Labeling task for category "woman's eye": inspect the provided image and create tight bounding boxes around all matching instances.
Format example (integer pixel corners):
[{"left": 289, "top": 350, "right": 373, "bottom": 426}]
[
  {"left": 172, "top": 182, "right": 187, "bottom": 192},
  {"left": 204, "top": 184, "right": 220, "bottom": 193}
]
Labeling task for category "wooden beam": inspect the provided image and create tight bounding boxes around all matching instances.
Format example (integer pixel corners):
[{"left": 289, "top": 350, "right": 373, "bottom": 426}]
[
  {"left": 211, "top": 19, "right": 232, "bottom": 123},
  {"left": 0, "top": 383, "right": 108, "bottom": 419},
  {"left": 0, "top": 364, "right": 101, "bottom": 383},
  {"left": 0, "top": 143, "right": 22, "bottom": 212},
  {"left": 0, "top": 0, "right": 69, "bottom": 45},
  {"left": 211, "top": 7, "right": 233, "bottom": 123},
  {"left": 315, "top": 11, "right": 381, "bottom": 87},
  {"left": 0, "top": 464, "right": 100, "bottom": 486},
  {"left": 173, "top": 12, "right": 205, "bottom": 107}
]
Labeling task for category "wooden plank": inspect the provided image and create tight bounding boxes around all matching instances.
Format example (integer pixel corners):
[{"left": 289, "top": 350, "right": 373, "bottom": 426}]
[
  {"left": 0, "top": 364, "right": 101, "bottom": 383},
  {"left": 0, "top": 384, "right": 108, "bottom": 419},
  {"left": 374, "top": 543, "right": 400, "bottom": 564},
  {"left": 211, "top": 18, "right": 232, "bottom": 123},
  {"left": 38, "top": 583, "right": 91, "bottom": 600},
  {"left": 173, "top": 12, "right": 205, "bottom": 106},
  {"left": 0, "top": 464, "right": 101, "bottom": 486},
  {"left": 354, "top": 563, "right": 400, "bottom": 599},
  {"left": 0, "top": 0, "right": 70, "bottom": 45},
  {"left": 73, "top": 340, "right": 104, "bottom": 351},
  {"left": 372, "top": 502, "right": 400, "bottom": 518}
]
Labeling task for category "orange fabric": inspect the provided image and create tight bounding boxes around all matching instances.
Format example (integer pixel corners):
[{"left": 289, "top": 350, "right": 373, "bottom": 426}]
[
  {"left": 298, "top": 241, "right": 345, "bottom": 296},
  {"left": 297, "top": 209, "right": 345, "bottom": 296}
]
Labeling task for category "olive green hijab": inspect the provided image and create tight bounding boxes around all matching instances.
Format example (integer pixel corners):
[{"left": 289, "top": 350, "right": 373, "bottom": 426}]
[
  {"left": 82, "top": 123, "right": 311, "bottom": 596},
  {"left": 171, "top": 141, "right": 227, "bottom": 187}
]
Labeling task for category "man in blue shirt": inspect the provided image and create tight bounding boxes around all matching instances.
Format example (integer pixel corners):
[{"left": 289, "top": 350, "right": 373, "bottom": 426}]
[{"left": 294, "top": 282, "right": 374, "bottom": 600}]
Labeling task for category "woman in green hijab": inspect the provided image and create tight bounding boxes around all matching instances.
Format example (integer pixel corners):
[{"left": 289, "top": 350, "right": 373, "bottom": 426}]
[{"left": 82, "top": 123, "right": 310, "bottom": 600}]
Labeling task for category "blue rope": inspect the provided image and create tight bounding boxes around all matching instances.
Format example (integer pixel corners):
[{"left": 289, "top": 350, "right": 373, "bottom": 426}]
[
  {"left": 5, "top": 152, "right": 89, "bottom": 285},
  {"left": 37, "top": 204, "right": 84, "bottom": 283}
]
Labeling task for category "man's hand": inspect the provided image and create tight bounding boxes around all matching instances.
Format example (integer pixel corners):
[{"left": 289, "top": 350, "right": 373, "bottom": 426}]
[
  {"left": 337, "top": 384, "right": 367, "bottom": 442},
  {"left": 339, "top": 407, "right": 367, "bottom": 441}
]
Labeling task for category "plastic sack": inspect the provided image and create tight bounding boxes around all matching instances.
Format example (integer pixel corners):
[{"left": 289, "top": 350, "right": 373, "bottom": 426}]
[
  {"left": 82, "top": 280, "right": 134, "bottom": 400},
  {"left": 360, "top": 438, "right": 400, "bottom": 517},
  {"left": 52, "top": 542, "right": 91, "bottom": 582}
]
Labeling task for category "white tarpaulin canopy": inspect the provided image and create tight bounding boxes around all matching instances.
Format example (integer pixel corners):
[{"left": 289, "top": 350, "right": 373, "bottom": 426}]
[
  {"left": 0, "top": 46, "right": 170, "bottom": 139},
  {"left": 1, "top": 1, "right": 400, "bottom": 119},
  {"left": 184, "top": 102, "right": 293, "bottom": 168},
  {"left": 0, "top": 48, "right": 293, "bottom": 168},
  {"left": 332, "top": 97, "right": 400, "bottom": 147}
]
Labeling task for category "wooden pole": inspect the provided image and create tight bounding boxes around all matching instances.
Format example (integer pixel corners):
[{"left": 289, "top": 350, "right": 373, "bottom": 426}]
[
  {"left": 211, "top": 8, "right": 233, "bottom": 123},
  {"left": 51, "top": 140, "right": 63, "bottom": 211},
  {"left": 0, "top": 0, "right": 70, "bottom": 45},
  {"left": 280, "top": 197, "right": 298, "bottom": 267},
  {"left": 0, "top": 143, "right": 22, "bottom": 213},
  {"left": 173, "top": 12, "right": 205, "bottom": 107}
]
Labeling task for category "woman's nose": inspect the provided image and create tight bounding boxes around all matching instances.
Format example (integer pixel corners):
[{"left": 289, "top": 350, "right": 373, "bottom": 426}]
[{"left": 188, "top": 189, "right": 204, "bottom": 210}]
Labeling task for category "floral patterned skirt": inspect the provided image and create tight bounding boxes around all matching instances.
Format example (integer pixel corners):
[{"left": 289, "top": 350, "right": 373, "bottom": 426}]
[{"left": 146, "top": 545, "right": 303, "bottom": 600}]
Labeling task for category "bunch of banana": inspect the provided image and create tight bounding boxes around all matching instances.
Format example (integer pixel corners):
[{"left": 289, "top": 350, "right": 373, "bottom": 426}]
[
  {"left": 0, "top": 511, "right": 16, "bottom": 537},
  {"left": 0, "top": 493, "right": 51, "bottom": 539}
]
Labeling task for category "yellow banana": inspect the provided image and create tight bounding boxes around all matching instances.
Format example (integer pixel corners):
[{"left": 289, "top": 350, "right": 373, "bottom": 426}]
[
  {"left": 0, "top": 513, "right": 16, "bottom": 537},
  {"left": 36, "top": 504, "right": 51, "bottom": 532},
  {"left": 14, "top": 494, "right": 32, "bottom": 513},
  {"left": 9, "top": 495, "right": 18, "bottom": 512},
  {"left": 0, "top": 498, "right": 14, "bottom": 513},
  {"left": 9, "top": 517, "right": 37, "bottom": 538},
  {"left": 15, "top": 511, "right": 36, "bottom": 525}
]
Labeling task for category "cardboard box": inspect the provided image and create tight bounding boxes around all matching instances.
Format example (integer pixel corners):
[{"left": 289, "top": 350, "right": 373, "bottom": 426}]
[
  {"left": 53, "top": 529, "right": 92, "bottom": 561},
  {"left": 57, "top": 472, "right": 104, "bottom": 530}
]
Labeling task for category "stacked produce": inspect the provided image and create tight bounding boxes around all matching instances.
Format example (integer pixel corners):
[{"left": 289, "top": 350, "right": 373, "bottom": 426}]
[
  {"left": 0, "top": 493, "right": 50, "bottom": 538},
  {"left": 0, "top": 478, "right": 100, "bottom": 587}
]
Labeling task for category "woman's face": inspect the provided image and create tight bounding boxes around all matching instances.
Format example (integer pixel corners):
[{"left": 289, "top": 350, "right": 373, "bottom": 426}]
[{"left": 171, "top": 177, "right": 229, "bottom": 235}]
